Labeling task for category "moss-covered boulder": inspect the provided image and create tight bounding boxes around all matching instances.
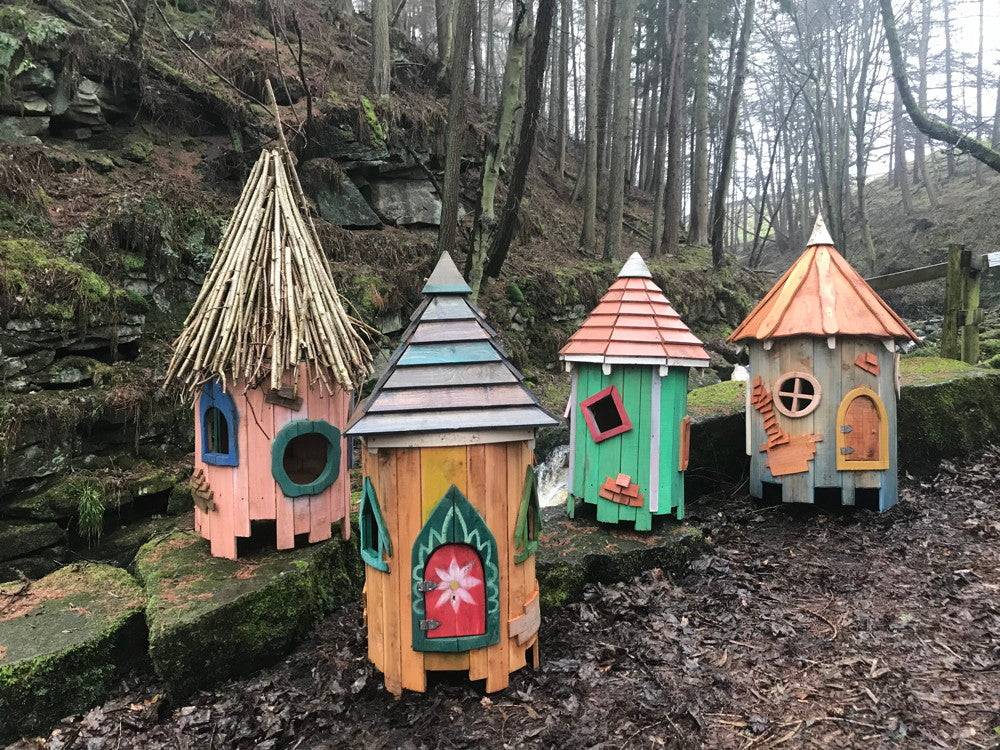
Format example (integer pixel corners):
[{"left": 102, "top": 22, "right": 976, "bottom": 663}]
[
  {"left": 0, "top": 564, "right": 146, "bottom": 743},
  {"left": 0, "top": 519, "right": 63, "bottom": 561},
  {"left": 135, "top": 531, "right": 362, "bottom": 698},
  {"left": 537, "top": 508, "right": 708, "bottom": 608}
]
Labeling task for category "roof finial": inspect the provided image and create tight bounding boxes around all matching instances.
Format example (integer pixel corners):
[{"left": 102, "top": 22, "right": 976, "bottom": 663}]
[
  {"left": 806, "top": 213, "right": 834, "bottom": 247},
  {"left": 617, "top": 252, "right": 653, "bottom": 279},
  {"left": 423, "top": 252, "right": 472, "bottom": 295}
]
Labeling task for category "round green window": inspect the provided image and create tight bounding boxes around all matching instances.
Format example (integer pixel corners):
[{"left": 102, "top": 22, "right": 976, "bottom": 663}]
[{"left": 271, "top": 420, "right": 342, "bottom": 497}]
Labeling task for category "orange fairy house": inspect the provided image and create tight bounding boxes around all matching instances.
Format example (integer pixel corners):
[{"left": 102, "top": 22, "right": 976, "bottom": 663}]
[
  {"left": 729, "top": 215, "right": 918, "bottom": 511},
  {"left": 345, "top": 252, "right": 557, "bottom": 695},
  {"left": 164, "top": 112, "right": 372, "bottom": 559},
  {"left": 559, "top": 253, "right": 709, "bottom": 529}
]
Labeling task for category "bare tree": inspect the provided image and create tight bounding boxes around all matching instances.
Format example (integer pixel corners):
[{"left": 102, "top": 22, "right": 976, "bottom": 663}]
[
  {"left": 581, "top": 0, "right": 599, "bottom": 252},
  {"left": 371, "top": 0, "right": 392, "bottom": 95},
  {"left": 688, "top": 0, "right": 709, "bottom": 246},
  {"left": 602, "top": 0, "right": 637, "bottom": 259}
]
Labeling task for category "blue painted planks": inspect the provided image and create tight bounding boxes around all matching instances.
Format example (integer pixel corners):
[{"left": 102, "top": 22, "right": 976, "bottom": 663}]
[{"left": 397, "top": 341, "right": 501, "bottom": 366}]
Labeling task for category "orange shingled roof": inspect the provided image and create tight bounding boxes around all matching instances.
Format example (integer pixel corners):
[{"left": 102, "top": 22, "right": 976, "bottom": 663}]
[
  {"left": 560, "top": 253, "right": 711, "bottom": 366},
  {"left": 729, "top": 225, "right": 919, "bottom": 343}
]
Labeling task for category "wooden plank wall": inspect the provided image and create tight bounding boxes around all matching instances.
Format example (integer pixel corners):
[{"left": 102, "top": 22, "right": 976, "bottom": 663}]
[
  {"left": 747, "top": 337, "right": 896, "bottom": 507},
  {"left": 194, "top": 366, "right": 352, "bottom": 559},
  {"left": 658, "top": 369, "right": 688, "bottom": 521},
  {"left": 363, "top": 440, "right": 539, "bottom": 696}
]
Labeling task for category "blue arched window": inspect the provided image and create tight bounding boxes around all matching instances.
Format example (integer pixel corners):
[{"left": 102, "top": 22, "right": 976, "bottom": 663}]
[{"left": 199, "top": 381, "right": 238, "bottom": 466}]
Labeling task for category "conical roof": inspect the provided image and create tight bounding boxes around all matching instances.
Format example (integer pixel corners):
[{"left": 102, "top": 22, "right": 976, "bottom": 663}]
[
  {"left": 164, "top": 144, "right": 373, "bottom": 395},
  {"left": 559, "top": 253, "right": 710, "bottom": 367},
  {"left": 346, "top": 252, "right": 558, "bottom": 437},
  {"left": 729, "top": 215, "right": 919, "bottom": 343}
]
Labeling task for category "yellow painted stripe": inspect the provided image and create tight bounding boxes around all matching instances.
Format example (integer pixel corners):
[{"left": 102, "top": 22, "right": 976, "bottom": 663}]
[{"left": 420, "top": 445, "right": 468, "bottom": 521}]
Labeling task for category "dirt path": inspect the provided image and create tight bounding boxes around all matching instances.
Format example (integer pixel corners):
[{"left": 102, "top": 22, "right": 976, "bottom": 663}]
[{"left": 12, "top": 449, "right": 1000, "bottom": 749}]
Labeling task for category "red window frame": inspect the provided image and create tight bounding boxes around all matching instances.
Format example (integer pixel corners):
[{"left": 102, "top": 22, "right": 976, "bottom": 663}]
[{"left": 580, "top": 385, "right": 632, "bottom": 442}]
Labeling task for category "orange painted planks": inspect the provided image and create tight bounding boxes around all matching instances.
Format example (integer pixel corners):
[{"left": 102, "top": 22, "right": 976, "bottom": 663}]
[
  {"left": 394, "top": 447, "right": 426, "bottom": 693},
  {"left": 377, "top": 448, "right": 402, "bottom": 696}
]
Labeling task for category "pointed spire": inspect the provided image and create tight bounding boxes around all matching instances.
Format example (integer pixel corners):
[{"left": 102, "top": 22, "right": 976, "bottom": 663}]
[
  {"left": 617, "top": 252, "right": 653, "bottom": 279},
  {"left": 806, "top": 213, "right": 834, "bottom": 247},
  {"left": 422, "top": 251, "right": 472, "bottom": 295}
]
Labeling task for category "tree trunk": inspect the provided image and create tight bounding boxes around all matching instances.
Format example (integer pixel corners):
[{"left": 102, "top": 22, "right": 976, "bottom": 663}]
[
  {"left": 915, "top": 0, "right": 938, "bottom": 207},
  {"left": 469, "top": 0, "right": 531, "bottom": 296},
  {"left": 650, "top": 0, "right": 680, "bottom": 256},
  {"left": 975, "top": 0, "right": 984, "bottom": 186},
  {"left": 660, "top": 8, "right": 686, "bottom": 256},
  {"left": 484, "top": 0, "right": 557, "bottom": 281},
  {"left": 943, "top": 0, "right": 955, "bottom": 178},
  {"left": 436, "top": 0, "right": 451, "bottom": 65},
  {"left": 879, "top": 0, "right": 1000, "bottom": 174},
  {"left": 581, "top": 0, "right": 599, "bottom": 252},
  {"left": 893, "top": 87, "right": 912, "bottom": 214},
  {"left": 436, "top": 0, "right": 475, "bottom": 256},
  {"left": 708, "top": 0, "right": 754, "bottom": 266},
  {"left": 596, "top": 0, "right": 617, "bottom": 184},
  {"left": 472, "top": 0, "right": 483, "bottom": 103},
  {"left": 548, "top": 6, "right": 560, "bottom": 139},
  {"left": 602, "top": 0, "right": 637, "bottom": 260},
  {"left": 688, "top": 0, "right": 709, "bottom": 245},
  {"left": 557, "top": 0, "right": 570, "bottom": 175},
  {"left": 371, "top": 0, "right": 392, "bottom": 95}
]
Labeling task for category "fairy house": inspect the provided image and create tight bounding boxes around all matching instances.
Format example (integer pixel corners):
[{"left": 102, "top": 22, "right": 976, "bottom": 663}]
[
  {"left": 729, "top": 215, "right": 918, "bottom": 511},
  {"left": 164, "top": 93, "right": 372, "bottom": 559},
  {"left": 559, "top": 252, "right": 710, "bottom": 530},
  {"left": 345, "top": 252, "right": 557, "bottom": 695}
]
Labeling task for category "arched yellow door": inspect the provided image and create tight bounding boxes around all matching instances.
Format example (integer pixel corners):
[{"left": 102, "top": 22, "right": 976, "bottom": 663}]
[{"left": 836, "top": 387, "right": 889, "bottom": 471}]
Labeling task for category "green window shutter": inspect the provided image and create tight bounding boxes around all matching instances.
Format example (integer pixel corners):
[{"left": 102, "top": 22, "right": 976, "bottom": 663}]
[
  {"left": 513, "top": 465, "right": 541, "bottom": 564},
  {"left": 359, "top": 476, "right": 392, "bottom": 572},
  {"left": 271, "top": 419, "right": 342, "bottom": 498},
  {"left": 411, "top": 485, "right": 500, "bottom": 653}
]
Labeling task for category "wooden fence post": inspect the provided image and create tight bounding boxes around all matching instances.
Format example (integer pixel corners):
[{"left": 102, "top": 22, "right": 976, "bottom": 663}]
[
  {"left": 961, "top": 252, "right": 982, "bottom": 364},
  {"left": 940, "top": 244, "right": 965, "bottom": 360}
]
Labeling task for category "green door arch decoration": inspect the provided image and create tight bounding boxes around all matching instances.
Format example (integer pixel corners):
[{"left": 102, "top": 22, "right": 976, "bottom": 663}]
[
  {"left": 513, "top": 465, "right": 541, "bottom": 564},
  {"left": 411, "top": 485, "right": 500, "bottom": 653},
  {"left": 359, "top": 476, "right": 392, "bottom": 571},
  {"left": 271, "top": 420, "right": 341, "bottom": 498}
]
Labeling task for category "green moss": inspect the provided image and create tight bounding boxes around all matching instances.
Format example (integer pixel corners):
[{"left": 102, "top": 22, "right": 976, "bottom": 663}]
[
  {"left": 123, "top": 138, "right": 155, "bottom": 164},
  {"left": 899, "top": 355, "right": 979, "bottom": 386},
  {"left": 0, "top": 563, "right": 146, "bottom": 743},
  {"left": 135, "top": 531, "right": 362, "bottom": 698},
  {"left": 0, "top": 4, "right": 67, "bottom": 93},
  {"left": 687, "top": 380, "right": 746, "bottom": 419},
  {"left": 0, "top": 239, "right": 120, "bottom": 319},
  {"left": 360, "top": 95, "right": 388, "bottom": 142},
  {"left": 166, "top": 483, "right": 193, "bottom": 515}
]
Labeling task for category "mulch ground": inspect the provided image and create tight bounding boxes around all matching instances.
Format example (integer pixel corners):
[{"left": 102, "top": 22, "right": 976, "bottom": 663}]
[{"left": 12, "top": 448, "right": 1000, "bottom": 750}]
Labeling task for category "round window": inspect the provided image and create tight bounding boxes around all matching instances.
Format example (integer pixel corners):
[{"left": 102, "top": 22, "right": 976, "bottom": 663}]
[
  {"left": 773, "top": 372, "right": 821, "bottom": 418},
  {"left": 272, "top": 420, "right": 342, "bottom": 497}
]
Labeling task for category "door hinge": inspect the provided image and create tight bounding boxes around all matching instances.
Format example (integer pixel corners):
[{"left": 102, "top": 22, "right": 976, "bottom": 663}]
[
  {"left": 840, "top": 425, "right": 853, "bottom": 433},
  {"left": 840, "top": 446, "right": 855, "bottom": 455},
  {"left": 417, "top": 581, "right": 438, "bottom": 592},
  {"left": 419, "top": 619, "right": 440, "bottom": 631}
]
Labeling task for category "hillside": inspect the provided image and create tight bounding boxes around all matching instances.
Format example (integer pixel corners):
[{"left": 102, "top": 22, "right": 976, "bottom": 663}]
[{"left": 0, "top": 0, "right": 760, "bottom": 578}]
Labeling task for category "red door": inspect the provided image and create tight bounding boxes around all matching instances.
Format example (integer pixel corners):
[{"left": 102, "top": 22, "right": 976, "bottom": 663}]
[{"left": 423, "top": 543, "right": 486, "bottom": 639}]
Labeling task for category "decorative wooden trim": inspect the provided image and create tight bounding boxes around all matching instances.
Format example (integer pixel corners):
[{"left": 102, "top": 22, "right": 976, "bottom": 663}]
[
  {"left": 678, "top": 416, "right": 692, "bottom": 471},
  {"left": 854, "top": 352, "right": 880, "bottom": 375},
  {"left": 189, "top": 468, "right": 215, "bottom": 512},
  {"left": 264, "top": 386, "right": 303, "bottom": 410},
  {"left": 560, "top": 355, "right": 707, "bottom": 368},
  {"left": 411, "top": 485, "right": 500, "bottom": 653},
  {"left": 648, "top": 372, "right": 661, "bottom": 512},
  {"left": 772, "top": 371, "right": 822, "bottom": 418},
  {"left": 836, "top": 386, "right": 890, "bottom": 471},
  {"left": 364, "top": 428, "right": 535, "bottom": 449},
  {"left": 271, "top": 419, "right": 342, "bottom": 497},
  {"left": 513, "top": 465, "right": 540, "bottom": 564},
  {"left": 579, "top": 385, "right": 633, "bottom": 443},
  {"left": 566, "top": 368, "right": 577, "bottom": 495},
  {"left": 198, "top": 381, "right": 239, "bottom": 467},
  {"left": 598, "top": 474, "right": 644, "bottom": 507},
  {"left": 359, "top": 476, "right": 392, "bottom": 572},
  {"left": 750, "top": 376, "right": 821, "bottom": 477},
  {"left": 508, "top": 591, "right": 540, "bottom": 646}
]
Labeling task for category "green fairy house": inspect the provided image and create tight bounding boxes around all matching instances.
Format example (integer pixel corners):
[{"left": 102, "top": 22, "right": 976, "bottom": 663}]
[{"left": 559, "top": 252, "right": 710, "bottom": 530}]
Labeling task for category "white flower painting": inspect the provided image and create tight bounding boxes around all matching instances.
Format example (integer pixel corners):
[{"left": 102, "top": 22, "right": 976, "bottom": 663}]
[{"left": 433, "top": 557, "right": 482, "bottom": 614}]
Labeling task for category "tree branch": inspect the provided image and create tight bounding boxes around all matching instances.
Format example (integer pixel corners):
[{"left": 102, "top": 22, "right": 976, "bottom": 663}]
[{"left": 879, "top": 0, "right": 1000, "bottom": 173}]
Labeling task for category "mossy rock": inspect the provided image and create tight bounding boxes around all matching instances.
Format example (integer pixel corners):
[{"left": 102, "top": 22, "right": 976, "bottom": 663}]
[
  {"left": 536, "top": 508, "right": 708, "bottom": 608},
  {"left": 687, "top": 380, "right": 746, "bottom": 420},
  {"left": 0, "top": 564, "right": 147, "bottom": 743},
  {"left": 135, "top": 530, "right": 362, "bottom": 698},
  {"left": 898, "top": 355, "right": 979, "bottom": 386},
  {"left": 0, "top": 519, "right": 63, "bottom": 562}
]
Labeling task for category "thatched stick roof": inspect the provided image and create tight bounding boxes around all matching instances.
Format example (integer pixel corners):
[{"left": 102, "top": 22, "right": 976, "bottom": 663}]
[{"left": 165, "top": 85, "right": 372, "bottom": 396}]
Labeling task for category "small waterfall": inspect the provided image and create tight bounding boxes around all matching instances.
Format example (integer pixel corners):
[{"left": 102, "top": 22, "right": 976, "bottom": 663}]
[{"left": 536, "top": 444, "right": 570, "bottom": 508}]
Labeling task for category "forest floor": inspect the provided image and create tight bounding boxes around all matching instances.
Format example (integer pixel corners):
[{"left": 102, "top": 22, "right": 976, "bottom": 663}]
[{"left": 11, "top": 448, "right": 1000, "bottom": 750}]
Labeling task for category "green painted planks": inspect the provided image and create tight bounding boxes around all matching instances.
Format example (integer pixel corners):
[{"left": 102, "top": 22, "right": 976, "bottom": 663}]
[
  {"left": 615, "top": 368, "right": 644, "bottom": 524},
  {"left": 398, "top": 341, "right": 500, "bottom": 366},
  {"left": 595, "top": 367, "right": 625, "bottom": 525},
  {"left": 656, "top": 369, "right": 687, "bottom": 517}
]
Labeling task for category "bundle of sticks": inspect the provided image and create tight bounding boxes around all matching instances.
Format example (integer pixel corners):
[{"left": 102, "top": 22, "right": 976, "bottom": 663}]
[{"left": 165, "top": 83, "right": 372, "bottom": 397}]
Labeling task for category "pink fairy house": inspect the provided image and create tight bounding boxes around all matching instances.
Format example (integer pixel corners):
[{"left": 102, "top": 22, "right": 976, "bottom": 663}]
[{"left": 165, "top": 139, "right": 372, "bottom": 559}]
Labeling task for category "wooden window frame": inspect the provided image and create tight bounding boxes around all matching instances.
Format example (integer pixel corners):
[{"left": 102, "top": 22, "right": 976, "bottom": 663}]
[
  {"left": 271, "top": 419, "right": 342, "bottom": 497},
  {"left": 772, "top": 371, "right": 822, "bottom": 418},
  {"left": 836, "top": 386, "right": 890, "bottom": 471},
  {"left": 580, "top": 385, "right": 633, "bottom": 442},
  {"left": 513, "top": 465, "right": 541, "bottom": 564},
  {"left": 359, "top": 476, "right": 392, "bottom": 572},
  {"left": 198, "top": 381, "right": 239, "bottom": 467}
]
